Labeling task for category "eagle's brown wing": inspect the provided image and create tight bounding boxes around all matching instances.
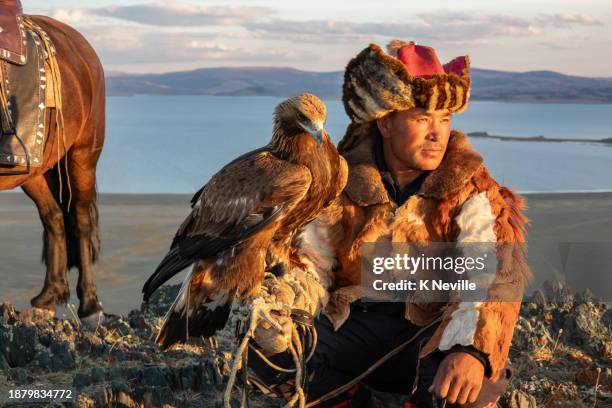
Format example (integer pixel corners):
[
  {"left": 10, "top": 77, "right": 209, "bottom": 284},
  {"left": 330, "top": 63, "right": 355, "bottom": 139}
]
[{"left": 142, "top": 149, "right": 312, "bottom": 301}]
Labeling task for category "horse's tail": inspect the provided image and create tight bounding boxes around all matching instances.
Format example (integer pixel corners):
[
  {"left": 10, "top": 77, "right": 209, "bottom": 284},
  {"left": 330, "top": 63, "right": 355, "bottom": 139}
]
[{"left": 44, "top": 158, "right": 100, "bottom": 270}]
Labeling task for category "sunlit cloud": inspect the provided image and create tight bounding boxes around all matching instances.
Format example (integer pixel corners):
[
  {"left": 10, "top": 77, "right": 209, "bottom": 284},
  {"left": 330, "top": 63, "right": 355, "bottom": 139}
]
[{"left": 91, "top": 3, "right": 273, "bottom": 26}]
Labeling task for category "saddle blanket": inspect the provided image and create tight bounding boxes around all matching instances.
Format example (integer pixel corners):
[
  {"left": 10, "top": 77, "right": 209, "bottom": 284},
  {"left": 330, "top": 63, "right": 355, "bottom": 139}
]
[
  {"left": 0, "top": 1, "right": 26, "bottom": 66},
  {"left": 0, "top": 24, "right": 54, "bottom": 168}
]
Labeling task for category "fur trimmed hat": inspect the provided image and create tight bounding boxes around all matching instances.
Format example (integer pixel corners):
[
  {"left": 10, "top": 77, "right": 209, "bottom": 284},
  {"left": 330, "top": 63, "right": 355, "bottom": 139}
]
[{"left": 342, "top": 40, "right": 471, "bottom": 125}]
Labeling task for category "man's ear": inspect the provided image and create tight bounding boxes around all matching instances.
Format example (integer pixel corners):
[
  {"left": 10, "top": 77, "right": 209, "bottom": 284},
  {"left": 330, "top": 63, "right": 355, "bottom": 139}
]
[{"left": 376, "top": 115, "right": 391, "bottom": 139}]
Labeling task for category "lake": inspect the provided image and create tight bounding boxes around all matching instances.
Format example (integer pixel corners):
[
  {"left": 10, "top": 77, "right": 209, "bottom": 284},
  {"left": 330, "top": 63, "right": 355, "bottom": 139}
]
[{"left": 96, "top": 96, "right": 612, "bottom": 194}]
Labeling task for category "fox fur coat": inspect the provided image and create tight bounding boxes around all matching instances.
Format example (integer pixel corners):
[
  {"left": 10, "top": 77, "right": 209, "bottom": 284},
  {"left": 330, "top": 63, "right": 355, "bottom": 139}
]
[{"left": 295, "top": 124, "right": 531, "bottom": 381}]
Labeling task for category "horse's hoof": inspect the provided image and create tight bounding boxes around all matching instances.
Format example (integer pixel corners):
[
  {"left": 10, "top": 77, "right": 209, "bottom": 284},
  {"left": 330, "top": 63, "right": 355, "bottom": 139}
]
[
  {"left": 21, "top": 307, "right": 56, "bottom": 321},
  {"left": 80, "top": 310, "right": 104, "bottom": 329},
  {"left": 31, "top": 288, "right": 69, "bottom": 310}
]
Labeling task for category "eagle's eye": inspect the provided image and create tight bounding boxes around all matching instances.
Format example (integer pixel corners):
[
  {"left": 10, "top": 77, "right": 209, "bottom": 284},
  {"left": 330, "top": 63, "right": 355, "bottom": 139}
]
[{"left": 297, "top": 112, "right": 307, "bottom": 122}]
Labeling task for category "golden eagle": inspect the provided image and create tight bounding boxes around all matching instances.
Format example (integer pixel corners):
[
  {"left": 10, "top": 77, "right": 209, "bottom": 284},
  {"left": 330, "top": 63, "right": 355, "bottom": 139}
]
[{"left": 142, "top": 93, "right": 348, "bottom": 349}]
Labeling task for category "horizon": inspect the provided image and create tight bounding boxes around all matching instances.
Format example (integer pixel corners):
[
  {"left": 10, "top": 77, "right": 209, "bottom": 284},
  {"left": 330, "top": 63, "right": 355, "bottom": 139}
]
[
  {"left": 23, "top": 0, "right": 612, "bottom": 77},
  {"left": 104, "top": 64, "right": 612, "bottom": 80}
]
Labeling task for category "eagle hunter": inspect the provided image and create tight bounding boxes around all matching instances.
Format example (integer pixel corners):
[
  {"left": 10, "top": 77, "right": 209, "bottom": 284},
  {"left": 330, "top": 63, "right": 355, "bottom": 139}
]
[{"left": 142, "top": 93, "right": 348, "bottom": 349}]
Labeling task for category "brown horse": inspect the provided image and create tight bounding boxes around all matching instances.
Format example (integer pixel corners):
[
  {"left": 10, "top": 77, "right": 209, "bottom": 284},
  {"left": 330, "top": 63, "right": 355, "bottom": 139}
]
[{"left": 0, "top": 13, "right": 106, "bottom": 322}]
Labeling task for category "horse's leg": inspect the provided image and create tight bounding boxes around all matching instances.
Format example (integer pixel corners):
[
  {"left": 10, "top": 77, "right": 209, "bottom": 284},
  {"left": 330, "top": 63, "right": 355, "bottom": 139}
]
[
  {"left": 21, "top": 175, "right": 69, "bottom": 313},
  {"left": 64, "top": 139, "right": 104, "bottom": 322}
]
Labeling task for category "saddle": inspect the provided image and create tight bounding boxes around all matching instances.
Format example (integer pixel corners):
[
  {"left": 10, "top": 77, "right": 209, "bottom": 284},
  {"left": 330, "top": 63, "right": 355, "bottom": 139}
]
[
  {"left": 0, "top": 12, "right": 58, "bottom": 171},
  {"left": 0, "top": 0, "right": 26, "bottom": 65}
]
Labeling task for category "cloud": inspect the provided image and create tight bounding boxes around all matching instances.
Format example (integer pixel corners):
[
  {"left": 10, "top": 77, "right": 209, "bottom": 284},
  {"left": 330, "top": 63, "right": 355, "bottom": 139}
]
[
  {"left": 537, "top": 13, "right": 603, "bottom": 28},
  {"left": 39, "top": 4, "right": 608, "bottom": 75},
  {"left": 79, "top": 25, "right": 310, "bottom": 65},
  {"left": 243, "top": 10, "right": 606, "bottom": 44},
  {"left": 50, "top": 8, "right": 89, "bottom": 24},
  {"left": 92, "top": 3, "right": 273, "bottom": 26},
  {"left": 47, "top": 5, "right": 604, "bottom": 47},
  {"left": 244, "top": 11, "right": 543, "bottom": 43}
]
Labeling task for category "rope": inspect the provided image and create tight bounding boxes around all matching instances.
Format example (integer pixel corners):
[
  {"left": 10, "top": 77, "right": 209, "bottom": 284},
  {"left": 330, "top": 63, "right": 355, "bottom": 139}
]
[
  {"left": 248, "top": 343, "right": 296, "bottom": 374},
  {"left": 224, "top": 299, "right": 287, "bottom": 408},
  {"left": 224, "top": 291, "right": 437, "bottom": 407},
  {"left": 285, "top": 341, "right": 306, "bottom": 408},
  {"left": 0, "top": 62, "right": 15, "bottom": 132},
  {"left": 223, "top": 297, "right": 319, "bottom": 408}
]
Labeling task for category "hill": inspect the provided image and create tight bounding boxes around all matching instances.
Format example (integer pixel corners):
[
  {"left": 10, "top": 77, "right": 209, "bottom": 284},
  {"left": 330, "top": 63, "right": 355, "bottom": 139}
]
[{"left": 106, "top": 67, "right": 612, "bottom": 103}]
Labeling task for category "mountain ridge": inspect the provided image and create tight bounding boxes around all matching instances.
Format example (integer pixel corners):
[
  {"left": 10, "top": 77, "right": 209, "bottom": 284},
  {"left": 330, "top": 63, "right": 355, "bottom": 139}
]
[{"left": 105, "top": 66, "right": 612, "bottom": 103}]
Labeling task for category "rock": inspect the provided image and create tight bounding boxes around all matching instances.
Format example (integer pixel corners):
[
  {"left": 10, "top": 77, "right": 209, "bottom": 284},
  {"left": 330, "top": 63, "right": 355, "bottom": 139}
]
[
  {"left": 127, "top": 310, "right": 147, "bottom": 331},
  {"left": 602, "top": 340, "right": 612, "bottom": 359},
  {"left": 103, "top": 315, "right": 132, "bottom": 336},
  {"left": 177, "top": 362, "right": 199, "bottom": 389},
  {"left": 141, "top": 365, "right": 170, "bottom": 388},
  {"left": 138, "top": 385, "right": 175, "bottom": 407},
  {"left": 501, "top": 390, "right": 537, "bottom": 408},
  {"left": 141, "top": 285, "right": 180, "bottom": 317},
  {"left": 77, "top": 332, "right": 106, "bottom": 356},
  {"left": 50, "top": 341, "right": 75, "bottom": 370},
  {"left": 531, "top": 279, "right": 573, "bottom": 307},
  {"left": 7, "top": 367, "right": 31, "bottom": 385},
  {"left": 563, "top": 302, "right": 606, "bottom": 349},
  {"left": 0, "top": 354, "right": 8, "bottom": 370},
  {"left": 30, "top": 349, "right": 52, "bottom": 370},
  {"left": 0, "top": 281, "right": 606, "bottom": 407},
  {"left": 0, "top": 302, "right": 17, "bottom": 324},
  {"left": 91, "top": 366, "right": 106, "bottom": 383},
  {"left": 73, "top": 372, "right": 91, "bottom": 389},
  {"left": 5, "top": 324, "right": 38, "bottom": 367},
  {"left": 81, "top": 311, "right": 105, "bottom": 330}
]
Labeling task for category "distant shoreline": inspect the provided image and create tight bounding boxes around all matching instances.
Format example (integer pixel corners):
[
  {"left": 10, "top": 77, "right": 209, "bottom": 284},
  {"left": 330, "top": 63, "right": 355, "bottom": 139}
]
[
  {"left": 467, "top": 131, "right": 612, "bottom": 145},
  {"left": 106, "top": 93, "right": 612, "bottom": 105}
]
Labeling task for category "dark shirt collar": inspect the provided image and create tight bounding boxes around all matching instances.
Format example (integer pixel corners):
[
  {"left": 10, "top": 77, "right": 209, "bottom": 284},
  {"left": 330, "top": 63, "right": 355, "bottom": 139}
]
[{"left": 374, "top": 135, "right": 429, "bottom": 206}]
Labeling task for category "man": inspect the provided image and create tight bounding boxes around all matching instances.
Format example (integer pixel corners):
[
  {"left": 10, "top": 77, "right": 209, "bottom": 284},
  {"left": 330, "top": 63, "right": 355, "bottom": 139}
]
[{"left": 252, "top": 40, "right": 530, "bottom": 407}]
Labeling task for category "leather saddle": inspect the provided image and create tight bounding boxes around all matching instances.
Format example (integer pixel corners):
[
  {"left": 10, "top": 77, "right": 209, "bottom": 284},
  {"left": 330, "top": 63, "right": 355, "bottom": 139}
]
[
  {"left": 0, "top": 10, "right": 56, "bottom": 172},
  {"left": 0, "top": 0, "right": 26, "bottom": 65}
]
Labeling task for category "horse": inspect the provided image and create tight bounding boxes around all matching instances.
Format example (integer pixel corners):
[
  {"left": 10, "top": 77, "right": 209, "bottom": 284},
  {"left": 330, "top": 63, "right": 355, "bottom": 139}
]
[{"left": 0, "top": 8, "right": 106, "bottom": 323}]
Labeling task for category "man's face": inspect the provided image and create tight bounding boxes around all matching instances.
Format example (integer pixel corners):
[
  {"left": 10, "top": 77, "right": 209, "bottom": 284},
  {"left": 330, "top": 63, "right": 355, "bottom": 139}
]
[{"left": 377, "top": 108, "right": 452, "bottom": 171}]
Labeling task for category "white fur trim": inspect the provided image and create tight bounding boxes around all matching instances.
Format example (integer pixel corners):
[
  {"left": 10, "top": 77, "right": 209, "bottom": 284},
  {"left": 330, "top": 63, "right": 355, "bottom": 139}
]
[
  {"left": 295, "top": 218, "right": 336, "bottom": 291},
  {"left": 439, "top": 302, "right": 483, "bottom": 350},
  {"left": 439, "top": 192, "right": 497, "bottom": 350},
  {"left": 455, "top": 191, "right": 496, "bottom": 243}
]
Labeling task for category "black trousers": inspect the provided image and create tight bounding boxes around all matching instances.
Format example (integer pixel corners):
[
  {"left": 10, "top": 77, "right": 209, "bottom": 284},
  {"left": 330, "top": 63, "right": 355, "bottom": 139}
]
[{"left": 250, "top": 302, "right": 451, "bottom": 407}]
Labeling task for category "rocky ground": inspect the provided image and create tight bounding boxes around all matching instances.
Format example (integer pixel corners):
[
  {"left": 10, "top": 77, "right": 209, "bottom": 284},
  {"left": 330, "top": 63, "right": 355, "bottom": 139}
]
[{"left": 0, "top": 281, "right": 610, "bottom": 408}]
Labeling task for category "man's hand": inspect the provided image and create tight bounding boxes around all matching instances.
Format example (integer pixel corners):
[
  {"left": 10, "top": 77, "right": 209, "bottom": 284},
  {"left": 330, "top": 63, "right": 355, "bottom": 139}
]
[{"left": 429, "top": 352, "right": 485, "bottom": 405}]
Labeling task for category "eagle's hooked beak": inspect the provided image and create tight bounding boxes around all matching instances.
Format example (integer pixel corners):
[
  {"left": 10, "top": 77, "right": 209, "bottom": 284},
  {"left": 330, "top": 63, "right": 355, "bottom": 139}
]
[{"left": 299, "top": 120, "right": 325, "bottom": 145}]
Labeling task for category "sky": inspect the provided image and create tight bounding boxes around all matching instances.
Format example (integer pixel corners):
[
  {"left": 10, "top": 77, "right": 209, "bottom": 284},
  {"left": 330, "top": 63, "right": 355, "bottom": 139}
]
[{"left": 24, "top": 0, "right": 612, "bottom": 76}]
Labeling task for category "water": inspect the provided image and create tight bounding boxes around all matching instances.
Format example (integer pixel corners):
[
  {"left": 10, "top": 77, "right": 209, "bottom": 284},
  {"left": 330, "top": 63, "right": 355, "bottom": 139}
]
[{"left": 98, "top": 96, "right": 612, "bottom": 194}]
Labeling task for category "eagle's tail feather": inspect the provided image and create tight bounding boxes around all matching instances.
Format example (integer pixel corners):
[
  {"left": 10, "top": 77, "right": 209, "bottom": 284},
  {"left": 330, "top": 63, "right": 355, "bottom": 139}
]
[
  {"left": 155, "top": 276, "right": 233, "bottom": 350},
  {"left": 142, "top": 247, "right": 193, "bottom": 302},
  {"left": 155, "top": 301, "right": 232, "bottom": 350}
]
